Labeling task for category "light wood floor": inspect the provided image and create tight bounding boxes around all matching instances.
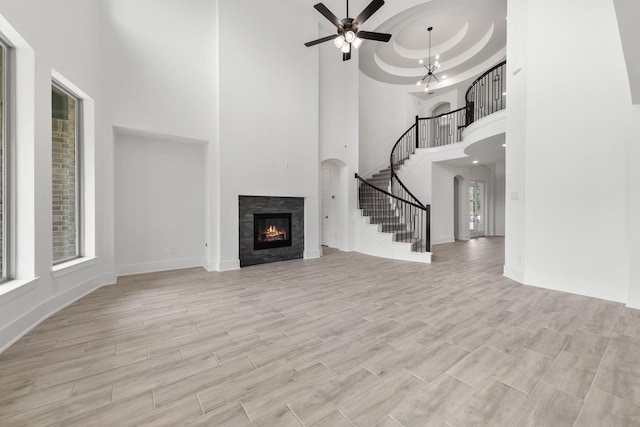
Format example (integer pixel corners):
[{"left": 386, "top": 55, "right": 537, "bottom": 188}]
[{"left": 1, "top": 237, "right": 640, "bottom": 426}]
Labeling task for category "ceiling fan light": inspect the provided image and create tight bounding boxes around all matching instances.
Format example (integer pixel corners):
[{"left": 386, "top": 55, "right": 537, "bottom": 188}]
[
  {"left": 341, "top": 42, "right": 351, "bottom": 53},
  {"left": 416, "top": 81, "right": 421, "bottom": 86},
  {"left": 344, "top": 30, "right": 356, "bottom": 43},
  {"left": 333, "top": 35, "right": 345, "bottom": 49},
  {"left": 353, "top": 37, "right": 363, "bottom": 49}
]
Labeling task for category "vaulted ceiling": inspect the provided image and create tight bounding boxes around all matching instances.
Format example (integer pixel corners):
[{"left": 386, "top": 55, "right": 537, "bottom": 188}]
[{"left": 310, "top": 0, "right": 507, "bottom": 96}]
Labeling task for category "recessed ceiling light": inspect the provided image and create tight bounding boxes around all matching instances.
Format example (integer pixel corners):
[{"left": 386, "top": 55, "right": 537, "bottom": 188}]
[
  {"left": 502, "top": 92, "right": 507, "bottom": 96},
  {"left": 442, "top": 75, "right": 447, "bottom": 79},
  {"left": 502, "top": 144, "right": 506, "bottom": 147},
  {"left": 435, "top": 54, "right": 440, "bottom": 60},
  {"left": 472, "top": 160, "right": 479, "bottom": 164},
  {"left": 419, "top": 59, "right": 424, "bottom": 64}
]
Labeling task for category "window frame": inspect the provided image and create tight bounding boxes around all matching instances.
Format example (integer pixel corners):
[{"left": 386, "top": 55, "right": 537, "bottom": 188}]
[
  {"left": 51, "top": 80, "right": 83, "bottom": 266},
  {"left": 0, "top": 37, "right": 9, "bottom": 282}
]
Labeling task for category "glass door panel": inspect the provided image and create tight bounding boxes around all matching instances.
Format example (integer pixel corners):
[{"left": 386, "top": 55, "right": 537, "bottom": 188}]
[{"left": 469, "top": 181, "right": 485, "bottom": 238}]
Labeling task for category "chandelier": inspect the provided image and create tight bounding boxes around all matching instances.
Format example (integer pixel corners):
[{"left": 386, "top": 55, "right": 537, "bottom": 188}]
[{"left": 417, "top": 27, "right": 440, "bottom": 90}]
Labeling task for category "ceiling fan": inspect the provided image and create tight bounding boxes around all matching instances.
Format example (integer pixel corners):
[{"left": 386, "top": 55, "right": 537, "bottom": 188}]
[{"left": 304, "top": 0, "right": 392, "bottom": 61}]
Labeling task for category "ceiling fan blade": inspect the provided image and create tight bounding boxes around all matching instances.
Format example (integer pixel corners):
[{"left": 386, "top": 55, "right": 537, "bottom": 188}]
[
  {"left": 354, "top": 0, "right": 384, "bottom": 26},
  {"left": 313, "top": 3, "right": 342, "bottom": 28},
  {"left": 343, "top": 50, "right": 351, "bottom": 61},
  {"left": 305, "top": 34, "right": 339, "bottom": 47},
  {"left": 357, "top": 31, "right": 391, "bottom": 42}
]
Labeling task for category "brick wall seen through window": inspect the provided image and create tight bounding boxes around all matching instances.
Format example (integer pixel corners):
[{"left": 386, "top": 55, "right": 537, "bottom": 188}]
[{"left": 52, "top": 85, "right": 79, "bottom": 263}]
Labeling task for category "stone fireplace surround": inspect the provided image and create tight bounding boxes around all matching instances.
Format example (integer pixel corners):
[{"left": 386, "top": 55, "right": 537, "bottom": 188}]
[{"left": 238, "top": 196, "right": 304, "bottom": 267}]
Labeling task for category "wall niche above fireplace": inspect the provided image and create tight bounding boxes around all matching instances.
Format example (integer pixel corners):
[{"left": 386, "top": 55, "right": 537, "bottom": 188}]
[{"left": 239, "top": 196, "right": 304, "bottom": 267}]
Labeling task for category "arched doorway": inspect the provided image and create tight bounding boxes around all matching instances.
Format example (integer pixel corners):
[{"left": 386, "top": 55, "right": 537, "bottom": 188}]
[{"left": 431, "top": 102, "right": 451, "bottom": 116}]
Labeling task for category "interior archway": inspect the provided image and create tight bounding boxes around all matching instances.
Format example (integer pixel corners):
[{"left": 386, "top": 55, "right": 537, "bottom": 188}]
[{"left": 431, "top": 102, "right": 451, "bottom": 116}]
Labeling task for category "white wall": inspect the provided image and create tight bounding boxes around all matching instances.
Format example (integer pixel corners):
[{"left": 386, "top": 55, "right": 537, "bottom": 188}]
[
  {"left": 413, "top": 89, "right": 461, "bottom": 119},
  {"left": 217, "top": 0, "right": 321, "bottom": 269},
  {"left": 505, "top": 0, "right": 638, "bottom": 303},
  {"left": 628, "top": 103, "right": 640, "bottom": 308},
  {"left": 432, "top": 163, "right": 469, "bottom": 244},
  {"left": 318, "top": 35, "right": 359, "bottom": 253},
  {"left": 504, "top": 0, "right": 528, "bottom": 283},
  {"left": 114, "top": 132, "right": 205, "bottom": 275},
  {"left": 0, "top": 0, "right": 109, "bottom": 351},
  {"left": 100, "top": 0, "right": 219, "bottom": 271},
  {"left": 359, "top": 73, "right": 413, "bottom": 176},
  {"left": 613, "top": 1, "right": 640, "bottom": 309},
  {"left": 494, "top": 161, "right": 506, "bottom": 236},
  {"left": 100, "top": 0, "right": 217, "bottom": 140}
]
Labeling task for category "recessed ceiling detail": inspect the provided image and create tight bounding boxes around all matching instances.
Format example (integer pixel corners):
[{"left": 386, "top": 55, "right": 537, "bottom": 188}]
[{"left": 358, "top": 0, "right": 506, "bottom": 94}]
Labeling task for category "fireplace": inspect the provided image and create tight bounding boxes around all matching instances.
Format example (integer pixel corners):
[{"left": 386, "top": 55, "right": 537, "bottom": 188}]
[
  {"left": 254, "top": 213, "right": 292, "bottom": 250},
  {"left": 239, "top": 196, "right": 304, "bottom": 267}
]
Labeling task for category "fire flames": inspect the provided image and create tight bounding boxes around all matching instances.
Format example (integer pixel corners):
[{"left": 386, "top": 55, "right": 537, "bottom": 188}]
[{"left": 259, "top": 225, "right": 287, "bottom": 242}]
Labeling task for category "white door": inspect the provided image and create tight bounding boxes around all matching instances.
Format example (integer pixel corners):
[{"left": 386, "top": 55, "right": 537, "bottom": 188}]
[{"left": 321, "top": 165, "right": 330, "bottom": 246}]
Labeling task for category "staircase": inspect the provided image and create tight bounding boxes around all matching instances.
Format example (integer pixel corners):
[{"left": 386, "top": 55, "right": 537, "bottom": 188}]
[
  {"left": 353, "top": 61, "right": 506, "bottom": 264},
  {"left": 365, "top": 167, "right": 392, "bottom": 192},
  {"left": 354, "top": 168, "right": 431, "bottom": 263}
]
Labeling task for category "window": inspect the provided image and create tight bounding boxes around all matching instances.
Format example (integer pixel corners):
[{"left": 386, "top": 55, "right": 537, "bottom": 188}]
[{"left": 51, "top": 83, "right": 80, "bottom": 264}]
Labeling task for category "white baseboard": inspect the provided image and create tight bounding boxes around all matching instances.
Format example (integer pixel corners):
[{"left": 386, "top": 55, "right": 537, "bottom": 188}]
[
  {"left": 218, "top": 259, "right": 240, "bottom": 271},
  {"left": 626, "top": 300, "right": 640, "bottom": 310},
  {"left": 203, "top": 263, "right": 218, "bottom": 272},
  {"left": 116, "top": 258, "right": 203, "bottom": 277},
  {"left": 0, "top": 273, "right": 112, "bottom": 353},
  {"left": 304, "top": 249, "right": 322, "bottom": 259},
  {"left": 503, "top": 265, "right": 524, "bottom": 284},
  {"left": 431, "top": 237, "right": 455, "bottom": 245},
  {"left": 101, "top": 272, "right": 117, "bottom": 286}
]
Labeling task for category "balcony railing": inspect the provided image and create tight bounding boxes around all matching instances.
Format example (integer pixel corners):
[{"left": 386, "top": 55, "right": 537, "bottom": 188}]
[{"left": 465, "top": 60, "right": 507, "bottom": 125}]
